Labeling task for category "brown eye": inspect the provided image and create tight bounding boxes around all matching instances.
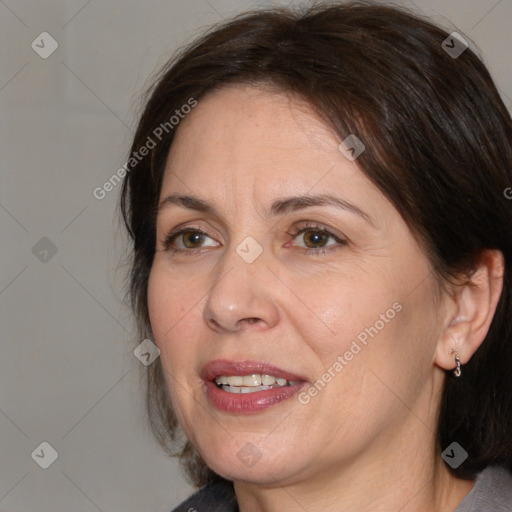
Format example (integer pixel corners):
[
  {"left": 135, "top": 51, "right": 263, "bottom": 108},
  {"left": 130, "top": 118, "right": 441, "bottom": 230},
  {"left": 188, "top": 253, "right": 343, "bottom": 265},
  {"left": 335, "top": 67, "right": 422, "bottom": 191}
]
[
  {"left": 302, "top": 230, "right": 330, "bottom": 248},
  {"left": 287, "top": 225, "right": 347, "bottom": 253},
  {"left": 182, "top": 232, "right": 206, "bottom": 248},
  {"left": 163, "top": 228, "right": 219, "bottom": 252}
]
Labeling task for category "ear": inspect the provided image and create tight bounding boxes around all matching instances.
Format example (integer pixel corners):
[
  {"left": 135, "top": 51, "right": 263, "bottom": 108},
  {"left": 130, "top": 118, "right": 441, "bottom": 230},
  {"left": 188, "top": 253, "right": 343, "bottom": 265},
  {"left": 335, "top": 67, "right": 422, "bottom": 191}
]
[{"left": 435, "top": 249, "right": 505, "bottom": 372}]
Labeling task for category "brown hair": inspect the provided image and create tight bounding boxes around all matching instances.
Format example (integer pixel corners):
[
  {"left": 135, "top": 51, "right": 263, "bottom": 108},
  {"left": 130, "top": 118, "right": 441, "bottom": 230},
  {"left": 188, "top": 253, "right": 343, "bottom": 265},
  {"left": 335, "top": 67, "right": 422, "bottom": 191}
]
[{"left": 119, "top": 1, "right": 512, "bottom": 486}]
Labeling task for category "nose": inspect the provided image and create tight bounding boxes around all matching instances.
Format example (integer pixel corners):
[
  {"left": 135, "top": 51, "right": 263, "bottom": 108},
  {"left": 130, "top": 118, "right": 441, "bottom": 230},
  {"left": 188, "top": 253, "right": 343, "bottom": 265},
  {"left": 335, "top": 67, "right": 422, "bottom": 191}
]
[{"left": 202, "top": 243, "right": 280, "bottom": 333}]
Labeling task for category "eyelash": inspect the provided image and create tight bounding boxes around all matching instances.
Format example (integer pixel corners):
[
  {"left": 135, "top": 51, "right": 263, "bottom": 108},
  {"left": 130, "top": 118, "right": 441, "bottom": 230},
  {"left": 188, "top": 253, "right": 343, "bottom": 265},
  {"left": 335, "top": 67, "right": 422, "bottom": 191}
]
[{"left": 160, "top": 223, "right": 347, "bottom": 256}]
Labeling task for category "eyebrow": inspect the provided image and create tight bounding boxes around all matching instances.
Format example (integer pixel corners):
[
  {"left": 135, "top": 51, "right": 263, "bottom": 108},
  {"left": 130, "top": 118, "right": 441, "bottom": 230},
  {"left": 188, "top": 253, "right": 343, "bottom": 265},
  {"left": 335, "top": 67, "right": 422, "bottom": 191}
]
[{"left": 157, "top": 193, "right": 375, "bottom": 227}]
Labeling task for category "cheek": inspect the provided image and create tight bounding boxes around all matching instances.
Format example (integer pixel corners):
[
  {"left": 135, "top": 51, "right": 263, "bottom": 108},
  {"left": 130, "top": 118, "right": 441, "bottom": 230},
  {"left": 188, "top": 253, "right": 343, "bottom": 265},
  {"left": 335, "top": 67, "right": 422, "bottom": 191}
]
[
  {"left": 289, "top": 269, "right": 398, "bottom": 358},
  {"left": 147, "top": 262, "right": 203, "bottom": 422},
  {"left": 147, "top": 261, "right": 196, "bottom": 361},
  {"left": 291, "top": 263, "right": 437, "bottom": 399}
]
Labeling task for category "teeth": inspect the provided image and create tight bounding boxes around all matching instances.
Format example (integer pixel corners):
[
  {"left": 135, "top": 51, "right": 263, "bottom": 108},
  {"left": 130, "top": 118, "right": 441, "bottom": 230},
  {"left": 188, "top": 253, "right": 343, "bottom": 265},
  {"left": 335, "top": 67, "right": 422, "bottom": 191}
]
[
  {"left": 214, "top": 373, "right": 296, "bottom": 391},
  {"left": 243, "top": 374, "right": 261, "bottom": 386},
  {"left": 227, "top": 376, "right": 243, "bottom": 386},
  {"left": 261, "top": 374, "right": 276, "bottom": 385},
  {"left": 239, "top": 385, "right": 271, "bottom": 394}
]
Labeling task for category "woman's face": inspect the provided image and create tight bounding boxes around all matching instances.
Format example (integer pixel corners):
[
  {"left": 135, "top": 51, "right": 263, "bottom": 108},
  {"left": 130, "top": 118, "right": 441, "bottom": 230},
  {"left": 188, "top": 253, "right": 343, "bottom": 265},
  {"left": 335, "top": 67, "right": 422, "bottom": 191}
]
[{"left": 148, "top": 85, "right": 448, "bottom": 485}]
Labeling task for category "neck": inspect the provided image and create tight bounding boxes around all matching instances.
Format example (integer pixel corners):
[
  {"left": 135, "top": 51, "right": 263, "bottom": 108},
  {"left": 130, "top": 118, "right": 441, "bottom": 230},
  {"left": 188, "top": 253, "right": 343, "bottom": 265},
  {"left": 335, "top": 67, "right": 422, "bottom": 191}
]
[{"left": 233, "top": 421, "right": 474, "bottom": 512}]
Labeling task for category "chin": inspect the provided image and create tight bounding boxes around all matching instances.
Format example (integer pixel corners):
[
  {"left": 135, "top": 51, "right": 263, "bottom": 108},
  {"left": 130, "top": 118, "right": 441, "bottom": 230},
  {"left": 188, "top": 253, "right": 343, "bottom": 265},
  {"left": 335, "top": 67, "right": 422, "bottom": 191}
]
[{"left": 195, "top": 433, "right": 311, "bottom": 486}]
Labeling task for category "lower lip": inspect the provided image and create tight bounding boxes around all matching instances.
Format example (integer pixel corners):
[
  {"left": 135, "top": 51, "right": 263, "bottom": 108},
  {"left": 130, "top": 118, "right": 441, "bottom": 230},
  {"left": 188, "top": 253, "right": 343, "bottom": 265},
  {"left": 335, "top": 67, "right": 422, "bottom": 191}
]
[{"left": 205, "top": 381, "right": 307, "bottom": 414}]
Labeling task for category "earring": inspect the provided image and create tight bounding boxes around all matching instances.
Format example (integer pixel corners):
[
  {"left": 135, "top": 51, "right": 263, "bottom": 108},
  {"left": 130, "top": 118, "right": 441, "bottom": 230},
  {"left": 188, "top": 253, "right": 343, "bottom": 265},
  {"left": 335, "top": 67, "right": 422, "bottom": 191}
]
[{"left": 454, "top": 354, "right": 462, "bottom": 377}]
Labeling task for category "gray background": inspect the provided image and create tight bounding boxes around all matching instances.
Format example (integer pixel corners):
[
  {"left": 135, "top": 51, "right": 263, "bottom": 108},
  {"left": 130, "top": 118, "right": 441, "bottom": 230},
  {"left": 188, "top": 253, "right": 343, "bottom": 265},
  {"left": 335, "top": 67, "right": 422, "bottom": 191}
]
[{"left": 1, "top": 0, "right": 510, "bottom": 510}]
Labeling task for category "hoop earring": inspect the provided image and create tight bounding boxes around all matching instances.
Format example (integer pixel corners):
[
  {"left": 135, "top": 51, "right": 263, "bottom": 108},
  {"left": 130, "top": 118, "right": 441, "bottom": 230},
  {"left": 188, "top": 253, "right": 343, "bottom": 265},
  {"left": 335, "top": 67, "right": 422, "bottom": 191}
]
[{"left": 454, "top": 354, "right": 462, "bottom": 377}]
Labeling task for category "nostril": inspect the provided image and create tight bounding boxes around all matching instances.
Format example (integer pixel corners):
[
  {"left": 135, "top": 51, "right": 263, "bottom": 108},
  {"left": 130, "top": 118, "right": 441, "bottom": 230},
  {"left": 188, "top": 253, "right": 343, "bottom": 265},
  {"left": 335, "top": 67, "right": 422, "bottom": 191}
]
[
  {"left": 206, "top": 316, "right": 263, "bottom": 334},
  {"left": 236, "top": 317, "right": 264, "bottom": 330},
  {"left": 207, "top": 318, "right": 221, "bottom": 329}
]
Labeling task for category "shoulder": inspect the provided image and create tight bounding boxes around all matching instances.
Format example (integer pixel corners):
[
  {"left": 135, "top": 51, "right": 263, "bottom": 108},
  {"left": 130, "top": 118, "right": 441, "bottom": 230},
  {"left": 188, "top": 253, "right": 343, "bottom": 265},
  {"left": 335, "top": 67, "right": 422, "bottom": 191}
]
[
  {"left": 456, "top": 465, "right": 512, "bottom": 512},
  {"left": 170, "top": 479, "right": 238, "bottom": 512}
]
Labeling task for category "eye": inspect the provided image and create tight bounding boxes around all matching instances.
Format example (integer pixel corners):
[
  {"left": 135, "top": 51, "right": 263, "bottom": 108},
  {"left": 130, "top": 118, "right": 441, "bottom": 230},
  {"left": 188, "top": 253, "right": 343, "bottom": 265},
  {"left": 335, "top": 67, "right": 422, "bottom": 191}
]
[
  {"left": 161, "top": 227, "right": 219, "bottom": 253},
  {"left": 160, "top": 224, "right": 346, "bottom": 255},
  {"left": 287, "top": 224, "right": 346, "bottom": 252}
]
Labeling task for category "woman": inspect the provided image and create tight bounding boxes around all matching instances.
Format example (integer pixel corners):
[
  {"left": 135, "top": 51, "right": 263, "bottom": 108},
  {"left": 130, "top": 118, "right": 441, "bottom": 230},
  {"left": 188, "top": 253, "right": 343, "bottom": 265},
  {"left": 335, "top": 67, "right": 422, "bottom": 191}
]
[{"left": 119, "top": 2, "right": 512, "bottom": 510}]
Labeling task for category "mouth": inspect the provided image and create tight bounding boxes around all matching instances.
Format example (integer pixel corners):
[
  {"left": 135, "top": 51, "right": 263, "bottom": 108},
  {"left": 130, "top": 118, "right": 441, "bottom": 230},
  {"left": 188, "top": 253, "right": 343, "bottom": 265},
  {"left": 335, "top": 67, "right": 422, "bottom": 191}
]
[
  {"left": 214, "top": 373, "right": 301, "bottom": 393},
  {"left": 202, "top": 360, "right": 308, "bottom": 413}
]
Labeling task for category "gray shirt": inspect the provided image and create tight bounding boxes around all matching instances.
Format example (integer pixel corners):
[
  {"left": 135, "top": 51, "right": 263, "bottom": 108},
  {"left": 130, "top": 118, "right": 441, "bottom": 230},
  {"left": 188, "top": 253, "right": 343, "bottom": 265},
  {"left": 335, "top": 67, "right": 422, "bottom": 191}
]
[
  {"left": 455, "top": 466, "right": 512, "bottom": 511},
  {"left": 171, "top": 465, "right": 512, "bottom": 511}
]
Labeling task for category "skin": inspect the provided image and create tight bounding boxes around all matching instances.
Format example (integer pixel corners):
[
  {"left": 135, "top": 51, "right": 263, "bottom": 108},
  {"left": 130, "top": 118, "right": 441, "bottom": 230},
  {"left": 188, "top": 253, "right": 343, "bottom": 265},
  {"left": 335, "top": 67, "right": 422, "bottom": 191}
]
[{"left": 147, "top": 84, "right": 504, "bottom": 511}]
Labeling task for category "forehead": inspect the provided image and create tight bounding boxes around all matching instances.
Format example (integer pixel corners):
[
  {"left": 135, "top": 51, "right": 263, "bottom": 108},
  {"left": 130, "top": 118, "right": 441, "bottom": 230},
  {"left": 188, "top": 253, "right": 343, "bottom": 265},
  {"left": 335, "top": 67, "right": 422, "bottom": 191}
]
[
  {"left": 160, "top": 84, "right": 364, "bottom": 196},
  {"left": 172, "top": 83, "right": 330, "bottom": 145}
]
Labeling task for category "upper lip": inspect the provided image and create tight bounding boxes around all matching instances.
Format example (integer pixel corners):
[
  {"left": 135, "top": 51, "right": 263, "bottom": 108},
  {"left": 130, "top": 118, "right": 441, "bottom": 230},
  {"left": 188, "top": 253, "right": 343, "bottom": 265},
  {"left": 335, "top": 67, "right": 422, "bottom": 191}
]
[{"left": 202, "top": 359, "right": 308, "bottom": 383}]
